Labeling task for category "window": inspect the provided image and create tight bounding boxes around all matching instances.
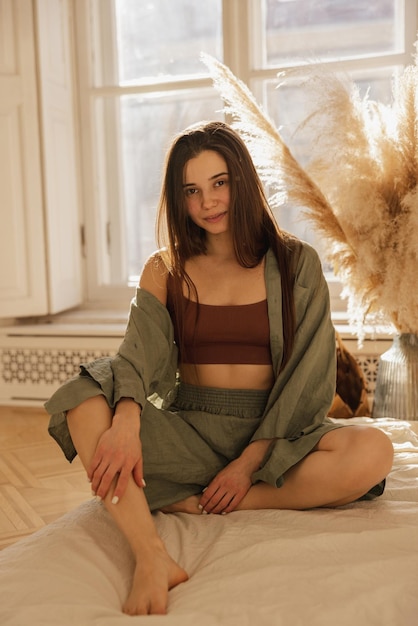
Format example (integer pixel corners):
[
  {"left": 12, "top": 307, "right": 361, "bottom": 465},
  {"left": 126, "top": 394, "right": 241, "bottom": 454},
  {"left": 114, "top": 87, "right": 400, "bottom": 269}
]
[{"left": 74, "top": 0, "right": 417, "bottom": 309}]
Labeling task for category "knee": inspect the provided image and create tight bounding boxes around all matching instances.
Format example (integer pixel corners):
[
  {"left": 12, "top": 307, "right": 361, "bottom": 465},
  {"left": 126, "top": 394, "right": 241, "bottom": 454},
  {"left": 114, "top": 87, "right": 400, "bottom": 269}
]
[
  {"left": 365, "top": 427, "right": 394, "bottom": 474},
  {"left": 68, "top": 394, "right": 109, "bottom": 417},
  {"left": 66, "top": 395, "right": 113, "bottom": 465},
  {"left": 67, "top": 395, "right": 112, "bottom": 432},
  {"left": 347, "top": 426, "right": 394, "bottom": 488}
]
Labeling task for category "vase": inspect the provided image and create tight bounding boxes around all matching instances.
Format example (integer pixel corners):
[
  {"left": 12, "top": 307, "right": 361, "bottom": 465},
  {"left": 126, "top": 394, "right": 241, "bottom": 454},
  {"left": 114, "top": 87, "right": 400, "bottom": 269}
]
[{"left": 372, "top": 333, "right": 418, "bottom": 420}]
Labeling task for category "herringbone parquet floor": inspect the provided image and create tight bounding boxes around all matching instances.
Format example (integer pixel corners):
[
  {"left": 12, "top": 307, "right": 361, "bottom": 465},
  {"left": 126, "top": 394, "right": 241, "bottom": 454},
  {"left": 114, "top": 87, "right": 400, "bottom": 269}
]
[{"left": 0, "top": 405, "right": 91, "bottom": 550}]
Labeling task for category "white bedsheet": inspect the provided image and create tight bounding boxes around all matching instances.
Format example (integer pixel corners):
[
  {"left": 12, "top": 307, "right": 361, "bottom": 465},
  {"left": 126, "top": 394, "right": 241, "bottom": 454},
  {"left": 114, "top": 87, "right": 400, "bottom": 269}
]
[{"left": 0, "top": 418, "right": 417, "bottom": 626}]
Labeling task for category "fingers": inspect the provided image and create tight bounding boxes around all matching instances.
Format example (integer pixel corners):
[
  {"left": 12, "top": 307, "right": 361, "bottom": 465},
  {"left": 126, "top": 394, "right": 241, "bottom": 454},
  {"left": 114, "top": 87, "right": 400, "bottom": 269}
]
[
  {"left": 218, "top": 494, "right": 240, "bottom": 515},
  {"left": 90, "top": 459, "right": 121, "bottom": 500},
  {"left": 111, "top": 466, "right": 146, "bottom": 504},
  {"left": 88, "top": 426, "right": 145, "bottom": 501},
  {"left": 87, "top": 437, "right": 116, "bottom": 496},
  {"left": 199, "top": 472, "right": 252, "bottom": 515},
  {"left": 199, "top": 486, "right": 239, "bottom": 515},
  {"left": 111, "top": 466, "right": 131, "bottom": 504},
  {"left": 87, "top": 448, "right": 102, "bottom": 485},
  {"left": 89, "top": 451, "right": 130, "bottom": 499},
  {"left": 90, "top": 456, "right": 146, "bottom": 503},
  {"left": 133, "top": 462, "right": 146, "bottom": 490}
]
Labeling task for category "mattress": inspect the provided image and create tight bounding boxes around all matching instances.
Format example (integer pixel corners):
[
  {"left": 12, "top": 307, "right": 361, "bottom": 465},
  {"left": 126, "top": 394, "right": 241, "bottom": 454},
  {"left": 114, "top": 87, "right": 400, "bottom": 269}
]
[{"left": 0, "top": 417, "right": 417, "bottom": 625}]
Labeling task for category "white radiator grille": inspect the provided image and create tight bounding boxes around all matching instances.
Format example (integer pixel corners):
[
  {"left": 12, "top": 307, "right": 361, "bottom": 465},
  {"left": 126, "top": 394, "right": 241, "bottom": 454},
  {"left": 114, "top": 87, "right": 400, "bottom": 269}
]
[
  {"left": 0, "top": 329, "right": 121, "bottom": 404},
  {"left": 1, "top": 347, "right": 116, "bottom": 386}
]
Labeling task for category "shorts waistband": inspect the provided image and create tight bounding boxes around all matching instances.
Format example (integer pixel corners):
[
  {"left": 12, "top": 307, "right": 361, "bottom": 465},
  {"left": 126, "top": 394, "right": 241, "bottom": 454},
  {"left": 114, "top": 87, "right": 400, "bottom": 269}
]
[{"left": 174, "top": 382, "right": 270, "bottom": 418}]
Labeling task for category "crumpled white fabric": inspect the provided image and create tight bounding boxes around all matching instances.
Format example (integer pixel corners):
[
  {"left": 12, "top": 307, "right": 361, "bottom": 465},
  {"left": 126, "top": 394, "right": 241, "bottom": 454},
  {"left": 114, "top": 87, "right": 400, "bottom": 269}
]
[{"left": 0, "top": 418, "right": 417, "bottom": 626}]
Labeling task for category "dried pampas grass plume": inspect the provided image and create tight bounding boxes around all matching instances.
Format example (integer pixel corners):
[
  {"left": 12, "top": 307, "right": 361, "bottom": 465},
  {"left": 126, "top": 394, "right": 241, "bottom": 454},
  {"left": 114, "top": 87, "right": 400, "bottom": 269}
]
[
  {"left": 201, "top": 53, "right": 349, "bottom": 251},
  {"left": 203, "top": 52, "right": 418, "bottom": 341},
  {"left": 299, "top": 65, "right": 418, "bottom": 338}
]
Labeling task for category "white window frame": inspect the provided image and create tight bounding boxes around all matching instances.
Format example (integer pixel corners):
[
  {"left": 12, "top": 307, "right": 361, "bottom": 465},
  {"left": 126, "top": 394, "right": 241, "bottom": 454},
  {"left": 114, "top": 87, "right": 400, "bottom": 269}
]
[{"left": 74, "top": 0, "right": 418, "bottom": 312}]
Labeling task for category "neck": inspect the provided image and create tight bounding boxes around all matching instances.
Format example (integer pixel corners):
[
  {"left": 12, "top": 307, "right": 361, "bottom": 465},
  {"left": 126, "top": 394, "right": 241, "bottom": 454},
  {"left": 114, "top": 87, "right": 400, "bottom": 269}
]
[{"left": 205, "top": 233, "right": 235, "bottom": 260}]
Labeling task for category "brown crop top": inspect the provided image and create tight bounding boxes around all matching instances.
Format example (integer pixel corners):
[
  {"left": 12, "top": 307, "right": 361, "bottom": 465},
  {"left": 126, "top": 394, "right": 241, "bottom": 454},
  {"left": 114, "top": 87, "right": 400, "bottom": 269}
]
[{"left": 166, "top": 276, "right": 272, "bottom": 365}]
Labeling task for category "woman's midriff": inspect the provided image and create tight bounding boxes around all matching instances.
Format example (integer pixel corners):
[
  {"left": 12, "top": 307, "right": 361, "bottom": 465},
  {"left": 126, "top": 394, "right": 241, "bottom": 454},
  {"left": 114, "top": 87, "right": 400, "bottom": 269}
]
[{"left": 179, "top": 363, "right": 274, "bottom": 390}]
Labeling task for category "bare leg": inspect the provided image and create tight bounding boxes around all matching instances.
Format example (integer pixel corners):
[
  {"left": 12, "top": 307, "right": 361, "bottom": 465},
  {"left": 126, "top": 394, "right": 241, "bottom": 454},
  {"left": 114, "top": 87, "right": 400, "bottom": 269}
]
[
  {"left": 161, "top": 495, "right": 202, "bottom": 515},
  {"left": 236, "top": 425, "right": 394, "bottom": 511},
  {"left": 67, "top": 396, "right": 188, "bottom": 615},
  {"left": 165, "top": 426, "right": 393, "bottom": 514}
]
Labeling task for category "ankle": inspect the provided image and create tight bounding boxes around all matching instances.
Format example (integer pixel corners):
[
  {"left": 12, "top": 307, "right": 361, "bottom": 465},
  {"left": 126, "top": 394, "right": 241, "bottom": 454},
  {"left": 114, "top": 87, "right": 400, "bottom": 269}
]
[{"left": 132, "top": 534, "right": 166, "bottom": 560}]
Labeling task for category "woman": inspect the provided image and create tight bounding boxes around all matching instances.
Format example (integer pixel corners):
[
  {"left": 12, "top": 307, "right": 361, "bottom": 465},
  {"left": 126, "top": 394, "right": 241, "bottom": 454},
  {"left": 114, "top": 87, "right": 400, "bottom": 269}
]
[{"left": 45, "top": 121, "right": 393, "bottom": 616}]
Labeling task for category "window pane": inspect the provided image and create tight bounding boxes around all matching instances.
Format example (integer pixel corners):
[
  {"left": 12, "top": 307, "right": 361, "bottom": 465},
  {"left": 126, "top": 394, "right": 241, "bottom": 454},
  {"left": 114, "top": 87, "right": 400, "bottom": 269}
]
[
  {"left": 262, "top": 0, "right": 403, "bottom": 67},
  {"left": 95, "top": 90, "right": 225, "bottom": 284},
  {"left": 121, "top": 90, "right": 224, "bottom": 280},
  {"left": 102, "top": 0, "right": 223, "bottom": 85}
]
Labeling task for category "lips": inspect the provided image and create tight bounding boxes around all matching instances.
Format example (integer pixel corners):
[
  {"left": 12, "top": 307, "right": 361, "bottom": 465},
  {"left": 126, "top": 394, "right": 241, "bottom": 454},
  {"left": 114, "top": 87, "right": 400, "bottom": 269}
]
[{"left": 204, "top": 212, "right": 227, "bottom": 223}]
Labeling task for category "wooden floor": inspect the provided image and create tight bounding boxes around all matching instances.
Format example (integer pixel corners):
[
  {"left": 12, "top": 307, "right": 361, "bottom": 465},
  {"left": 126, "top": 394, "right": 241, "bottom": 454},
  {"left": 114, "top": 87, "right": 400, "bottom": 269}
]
[{"left": 0, "top": 405, "right": 91, "bottom": 550}]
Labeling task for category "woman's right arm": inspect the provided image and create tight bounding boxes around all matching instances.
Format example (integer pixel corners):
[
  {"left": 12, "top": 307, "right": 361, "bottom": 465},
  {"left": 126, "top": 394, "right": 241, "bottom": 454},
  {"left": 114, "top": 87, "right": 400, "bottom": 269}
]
[
  {"left": 89, "top": 396, "right": 144, "bottom": 502},
  {"left": 90, "top": 252, "right": 170, "bottom": 502}
]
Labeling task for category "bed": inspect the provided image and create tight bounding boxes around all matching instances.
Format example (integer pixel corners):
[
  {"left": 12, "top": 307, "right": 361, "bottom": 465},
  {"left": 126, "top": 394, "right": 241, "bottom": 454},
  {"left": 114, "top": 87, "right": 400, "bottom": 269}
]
[{"left": 0, "top": 416, "right": 417, "bottom": 626}]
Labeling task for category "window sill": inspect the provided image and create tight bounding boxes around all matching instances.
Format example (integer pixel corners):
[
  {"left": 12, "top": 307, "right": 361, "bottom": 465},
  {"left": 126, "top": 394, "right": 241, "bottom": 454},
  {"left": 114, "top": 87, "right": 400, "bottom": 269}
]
[
  {"left": 331, "top": 311, "right": 395, "bottom": 343},
  {"left": 3, "top": 309, "right": 127, "bottom": 338},
  {"left": 1, "top": 307, "right": 396, "bottom": 343}
]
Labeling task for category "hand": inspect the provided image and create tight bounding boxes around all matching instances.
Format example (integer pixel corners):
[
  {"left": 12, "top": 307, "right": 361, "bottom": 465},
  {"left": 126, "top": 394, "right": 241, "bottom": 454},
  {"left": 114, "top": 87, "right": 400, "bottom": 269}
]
[
  {"left": 88, "top": 400, "right": 144, "bottom": 501},
  {"left": 198, "top": 457, "right": 253, "bottom": 515},
  {"left": 199, "top": 439, "right": 273, "bottom": 515}
]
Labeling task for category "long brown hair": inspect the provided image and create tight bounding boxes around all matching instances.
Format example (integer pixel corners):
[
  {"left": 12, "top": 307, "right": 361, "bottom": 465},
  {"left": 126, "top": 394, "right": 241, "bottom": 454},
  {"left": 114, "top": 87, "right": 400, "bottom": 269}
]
[{"left": 156, "top": 121, "right": 298, "bottom": 369}]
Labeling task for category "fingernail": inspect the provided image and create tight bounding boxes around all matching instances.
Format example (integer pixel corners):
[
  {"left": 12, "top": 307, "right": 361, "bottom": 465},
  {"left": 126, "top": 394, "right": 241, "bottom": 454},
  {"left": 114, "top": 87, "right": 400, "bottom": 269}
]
[
  {"left": 221, "top": 512, "right": 227, "bottom": 515},
  {"left": 202, "top": 509, "right": 208, "bottom": 515},
  {"left": 141, "top": 478, "right": 146, "bottom": 487},
  {"left": 95, "top": 495, "right": 102, "bottom": 502},
  {"left": 202, "top": 487, "right": 207, "bottom": 492},
  {"left": 111, "top": 496, "right": 119, "bottom": 505},
  {"left": 198, "top": 504, "right": 203, "bottom": 510}
]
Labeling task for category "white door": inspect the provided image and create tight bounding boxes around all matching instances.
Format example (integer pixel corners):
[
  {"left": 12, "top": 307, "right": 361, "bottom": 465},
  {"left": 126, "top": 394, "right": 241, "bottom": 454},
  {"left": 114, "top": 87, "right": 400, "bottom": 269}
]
[
  {"left": 0, "top": 0, "right": 48, "bottom": 317},
  {"left": 36, "top": 0, "right": 83, "bottom": 313},
  {"left": 0, "top": 0, "right": 83, "bottom": 319}
]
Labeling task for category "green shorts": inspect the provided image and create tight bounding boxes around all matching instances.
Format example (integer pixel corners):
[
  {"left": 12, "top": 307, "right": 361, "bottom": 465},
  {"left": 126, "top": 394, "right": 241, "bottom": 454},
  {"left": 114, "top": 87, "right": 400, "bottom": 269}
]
[{"left": 46, "top": 376, "right": 384, "bottom": 511}]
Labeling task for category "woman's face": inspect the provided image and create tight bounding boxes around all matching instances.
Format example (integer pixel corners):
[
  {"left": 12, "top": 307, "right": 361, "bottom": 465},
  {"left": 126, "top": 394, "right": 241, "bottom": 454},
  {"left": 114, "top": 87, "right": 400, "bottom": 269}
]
[{"left": 183, "top": 150, "right": 231, "bottom": 236}]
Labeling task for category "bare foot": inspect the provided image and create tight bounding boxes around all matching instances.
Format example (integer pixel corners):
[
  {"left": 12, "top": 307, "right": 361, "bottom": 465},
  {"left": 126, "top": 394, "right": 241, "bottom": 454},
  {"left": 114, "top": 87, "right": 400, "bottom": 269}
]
[
  {"left": 123, "top": 542, "right": 188, "bottom": 615},
  {"left": 160, "top": 495, "right": 202, "bottom": 515}
]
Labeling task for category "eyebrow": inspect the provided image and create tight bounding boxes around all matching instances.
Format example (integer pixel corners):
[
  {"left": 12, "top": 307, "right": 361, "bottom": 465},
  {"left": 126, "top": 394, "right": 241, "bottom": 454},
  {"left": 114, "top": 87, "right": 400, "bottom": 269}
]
[{"left": 183, "top": 171, "right": 229, "bottom": 188}]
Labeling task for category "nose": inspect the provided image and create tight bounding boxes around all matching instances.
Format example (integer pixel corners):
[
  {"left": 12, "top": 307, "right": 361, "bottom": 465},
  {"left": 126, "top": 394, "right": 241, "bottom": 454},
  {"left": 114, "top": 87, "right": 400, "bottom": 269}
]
[{"left": 201, "top": 189, "right": 216, "bottom": 209}]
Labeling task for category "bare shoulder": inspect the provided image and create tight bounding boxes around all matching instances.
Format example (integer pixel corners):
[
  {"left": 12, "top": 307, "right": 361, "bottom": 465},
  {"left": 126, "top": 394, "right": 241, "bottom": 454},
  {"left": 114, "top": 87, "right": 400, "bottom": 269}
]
[{"left": 139, "top": 250, "right": 169, "bottom": 305}]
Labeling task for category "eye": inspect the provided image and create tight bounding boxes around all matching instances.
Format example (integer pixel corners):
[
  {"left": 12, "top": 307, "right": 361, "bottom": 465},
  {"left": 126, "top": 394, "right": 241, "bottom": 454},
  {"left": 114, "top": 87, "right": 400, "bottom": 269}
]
[
  {"left": 185, "top": 187, "right": 198, "bottom": 196},
  {"left": 215, "top": 178, "right": 228, "bottom": 188}
]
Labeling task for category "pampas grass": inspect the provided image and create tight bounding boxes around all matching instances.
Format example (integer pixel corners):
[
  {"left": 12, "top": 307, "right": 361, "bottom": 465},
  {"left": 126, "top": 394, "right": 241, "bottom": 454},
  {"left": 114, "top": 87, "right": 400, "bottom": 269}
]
[
  {"left": 201, "top": 53, "right": 348, "bottom": 250},
  {"left": 298, "top": 65, "right": 418, "bottom": 339},
  {"left": 203, "top": 53, "right": 418, "bottom": 341}
]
